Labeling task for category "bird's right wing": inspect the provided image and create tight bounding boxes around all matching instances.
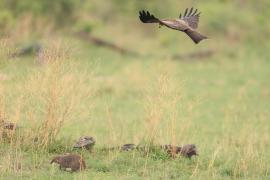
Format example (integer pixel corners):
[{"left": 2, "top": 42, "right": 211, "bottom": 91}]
[
  {"left": 179, "top": 8, "right": 201, "bottom": 29},
  {"left": 139, "top": 10, "right": 160, "bottom": 23}
]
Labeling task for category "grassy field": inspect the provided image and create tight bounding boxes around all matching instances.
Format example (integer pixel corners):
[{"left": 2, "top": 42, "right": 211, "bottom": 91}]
[{"left": 0, "top": 0, "right": 270, "bottom": 179}]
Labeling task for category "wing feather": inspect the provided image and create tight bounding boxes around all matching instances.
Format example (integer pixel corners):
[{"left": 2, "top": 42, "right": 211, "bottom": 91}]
[
  {"left": 188, "top": 7, "right": 194, "bottom": 16},
  {"left": 184, "top": 8, "right": 188, "bottom": 16},
  {"left": 139, "top": 10, "right": 160, "bottom": 23},
  {"left": 192, "top": 9, "right": 198, "bottom": 16},
  {"left": 179, "top": 8, "right": 201, "bottom": 29}
]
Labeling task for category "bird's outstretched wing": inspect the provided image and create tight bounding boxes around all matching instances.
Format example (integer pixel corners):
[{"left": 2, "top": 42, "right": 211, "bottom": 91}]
[
  {"left": 179, "top": 8, "right": 201, "bottom": 29},
  {"left": 139, "top": 10, "right": 160, "bottom": 23}
]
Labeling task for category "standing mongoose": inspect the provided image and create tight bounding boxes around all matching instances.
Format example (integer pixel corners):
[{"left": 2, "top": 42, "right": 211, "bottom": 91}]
[{"left": 50, "top": 153, "right": 86, "bottom": 172}]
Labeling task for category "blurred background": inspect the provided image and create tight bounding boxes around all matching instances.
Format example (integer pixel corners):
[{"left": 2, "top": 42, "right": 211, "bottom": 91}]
[
  {"left": 0, "top": 0, "right": 270, "bottom": 179},
  {"left": 0, "top": 0, "right": 270, "bottom": 51},
  {"left": 0, "top": 0, "right": 270, "bottom": 142},
  {"left": 0, "top": 0, "right": 270, "bottom": 147}
]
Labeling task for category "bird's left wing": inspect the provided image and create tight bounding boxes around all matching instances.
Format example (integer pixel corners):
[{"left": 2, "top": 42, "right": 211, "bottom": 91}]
[
  {"left": 179, "top": 8, "right": 201, "bottom": 29},
  {"left": 139, "top": 10, "right": 160, "bottom": 23}
]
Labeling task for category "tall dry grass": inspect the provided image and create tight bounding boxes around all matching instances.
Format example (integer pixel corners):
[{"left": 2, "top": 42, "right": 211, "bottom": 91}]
[
  {"left": 0, "top": 38, "right": 95, "bottom": 158},
  {"left": 141, "top": 61, "right": 197, "bottom": 146}
]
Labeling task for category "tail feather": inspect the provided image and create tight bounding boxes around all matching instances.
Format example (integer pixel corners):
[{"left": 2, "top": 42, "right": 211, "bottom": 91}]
[
  {"left": 139, "top": 10, "right": 160, "bottom": 23},
  {"left": 185, "top": 29, "right": 207, "bottom": 44}
]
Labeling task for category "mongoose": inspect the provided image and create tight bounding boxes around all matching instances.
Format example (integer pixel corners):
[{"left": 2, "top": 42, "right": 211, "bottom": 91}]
[
  {"left": 162, "top": 144, "right": 198, "bottom": 158},
  {"left": 0, "top": 120, "right": 17, "bottom": 130},
  {"left": 3, "top": 122, "right": 16, "bottom": 130},
  {"left": 50, "top": 153, "right": 86, "bottom": 172},
  {"left": 101, "top": 143, "right": 136, "bottom": 152},
  {"left": 162, "top": 145, "right": 182, "bottom": 157},
  {"left": 179, "top": 144, "right": 198, "bottom": 158},
  {"left": 121, "top": 144, "right": 136, "bottom": 151},
  {"left": 100, "top": 143, "right": 198, "bottom": 159},
  {"left": 73, "top": 136, "right": 95, "bottom": 150}
]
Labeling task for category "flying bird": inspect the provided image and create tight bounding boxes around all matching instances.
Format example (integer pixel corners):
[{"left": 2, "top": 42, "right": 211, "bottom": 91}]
[{"left": 139, "top": 8, "right": 207, "bottom": 44}]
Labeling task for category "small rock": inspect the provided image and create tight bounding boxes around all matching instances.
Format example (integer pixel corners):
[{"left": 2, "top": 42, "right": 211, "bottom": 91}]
[{"left": 50, "top": 153, "right": 86, "bottom": 172}]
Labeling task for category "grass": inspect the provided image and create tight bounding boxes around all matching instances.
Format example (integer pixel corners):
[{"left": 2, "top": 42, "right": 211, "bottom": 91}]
[{"left": 0, "top": 1, "right": 270, "bottom": 179}]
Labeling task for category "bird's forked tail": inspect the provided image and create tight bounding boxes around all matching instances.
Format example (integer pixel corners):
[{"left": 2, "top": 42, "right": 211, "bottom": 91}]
[{"left": 185, "top": 29, "right": 207, "bottom": 44}]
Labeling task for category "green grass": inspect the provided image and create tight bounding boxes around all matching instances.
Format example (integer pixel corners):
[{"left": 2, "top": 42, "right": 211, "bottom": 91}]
[{"left": 0, "top": 1, "right": 270, "bottom": 179}]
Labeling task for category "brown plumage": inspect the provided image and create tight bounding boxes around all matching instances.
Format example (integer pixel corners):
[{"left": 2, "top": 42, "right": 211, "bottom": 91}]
[
  {"left": 50, "top": 153, "right": 86, "bottom": 172},
  {"left": 139, "top": 8, "right": 207, "bottom": 44}
]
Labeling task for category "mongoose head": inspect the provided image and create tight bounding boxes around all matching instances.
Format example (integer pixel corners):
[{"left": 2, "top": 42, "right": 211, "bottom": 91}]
[
  {"left": 50, "top": 156, "right": 62, "bottom": 164},
  {"left": 50, "top": 153, "right": 70, "bottom": 164}
]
